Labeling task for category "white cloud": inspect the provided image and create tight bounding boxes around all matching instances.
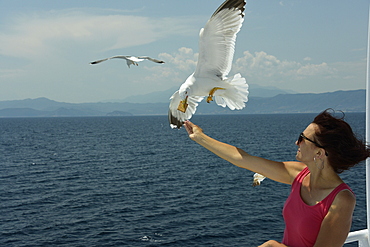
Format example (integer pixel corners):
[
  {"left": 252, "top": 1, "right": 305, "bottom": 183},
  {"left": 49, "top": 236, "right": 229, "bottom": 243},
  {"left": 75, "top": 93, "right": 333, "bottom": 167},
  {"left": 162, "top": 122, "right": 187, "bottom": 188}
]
[
  {"left": 137, "top": 49, "right": 364, "bottom": 95},
  {"left": 295, "top": 62, "right": 334, "bottom": 77},
  {"left": 0, "top": 68, "right": 26, "bottom": 79},
  {"left": 137, "top": 47, "right": 198, "bottom": 89},
  {"left": 0, "top": 8, "right": 202, "bottom": 102},
  {"left": 0, "top": 6, "right": 365, "bottom": 102},
  {"left": 233, "top": 51, "right": 337, "bottom": 85},
  {"left": 230, "top": 50, "right": 368, "bottom": 93},
  {"left": 0, "top": 9, "right": 197, "bottom": 60},
  {"left": 159, "top": 47, "right": 198, "bottom": 71}
]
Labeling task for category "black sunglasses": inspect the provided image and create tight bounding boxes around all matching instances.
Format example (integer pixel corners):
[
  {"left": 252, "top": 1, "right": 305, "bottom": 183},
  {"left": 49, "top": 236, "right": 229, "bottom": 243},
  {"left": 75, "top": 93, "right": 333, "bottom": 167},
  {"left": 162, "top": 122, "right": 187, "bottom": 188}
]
[
  {"left": 297, "top": 133, "right": 324, "bottom": 148},
  {"left": 298, "top": 133, "right": 328, "bottom": 156}
]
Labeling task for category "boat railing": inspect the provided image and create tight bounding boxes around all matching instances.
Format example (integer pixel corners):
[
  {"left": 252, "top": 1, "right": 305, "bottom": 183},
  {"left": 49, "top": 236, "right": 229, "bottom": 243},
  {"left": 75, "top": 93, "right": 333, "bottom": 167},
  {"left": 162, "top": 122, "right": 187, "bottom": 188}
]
[
  {"left": 345, "top": 229, "right": 369, "bottom": 246},
  {"left": 348, "top": 7, "right": 370, "bottom": 247}
]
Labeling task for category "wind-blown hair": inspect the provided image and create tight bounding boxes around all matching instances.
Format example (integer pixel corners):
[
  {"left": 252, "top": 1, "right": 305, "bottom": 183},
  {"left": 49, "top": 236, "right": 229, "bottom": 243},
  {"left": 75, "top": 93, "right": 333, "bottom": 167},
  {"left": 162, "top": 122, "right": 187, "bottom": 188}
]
[{"left": 312, "top": 109, "right": 370, "bottom": 173}]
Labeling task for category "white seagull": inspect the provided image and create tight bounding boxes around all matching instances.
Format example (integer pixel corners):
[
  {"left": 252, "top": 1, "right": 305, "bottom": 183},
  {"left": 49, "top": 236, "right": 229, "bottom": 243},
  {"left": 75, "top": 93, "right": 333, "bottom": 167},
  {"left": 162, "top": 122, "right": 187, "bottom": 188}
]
[
  {"left": 90, "top": 55, "right": 165, "bottom": 68},
  {"left": 252, "top": 173, "right": 266, "bottom": 187},
  {"left": 168, "top": 0, "right": 249, "bottom": 129}
]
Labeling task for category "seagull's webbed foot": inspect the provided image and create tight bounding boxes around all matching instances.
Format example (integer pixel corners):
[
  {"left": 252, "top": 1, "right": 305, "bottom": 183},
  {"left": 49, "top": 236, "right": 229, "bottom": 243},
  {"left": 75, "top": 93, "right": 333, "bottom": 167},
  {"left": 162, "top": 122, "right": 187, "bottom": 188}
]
[{"left": 206, "top": 87, "right": 225, "bottom": 103}]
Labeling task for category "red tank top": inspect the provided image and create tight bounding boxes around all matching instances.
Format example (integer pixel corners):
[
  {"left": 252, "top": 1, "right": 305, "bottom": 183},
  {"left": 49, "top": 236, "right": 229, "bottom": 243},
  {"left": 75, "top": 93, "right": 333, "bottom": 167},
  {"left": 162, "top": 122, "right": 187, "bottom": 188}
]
[{"left": 282, "top": 167, "right": 353, "bottom": 247}]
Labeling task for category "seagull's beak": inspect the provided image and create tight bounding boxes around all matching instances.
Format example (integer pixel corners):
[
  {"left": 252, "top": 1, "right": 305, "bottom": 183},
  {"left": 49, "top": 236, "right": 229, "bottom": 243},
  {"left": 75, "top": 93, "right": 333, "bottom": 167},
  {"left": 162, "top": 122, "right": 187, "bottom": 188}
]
[{"left": 177, "top": 96, "right": 188, "bottom": 113}]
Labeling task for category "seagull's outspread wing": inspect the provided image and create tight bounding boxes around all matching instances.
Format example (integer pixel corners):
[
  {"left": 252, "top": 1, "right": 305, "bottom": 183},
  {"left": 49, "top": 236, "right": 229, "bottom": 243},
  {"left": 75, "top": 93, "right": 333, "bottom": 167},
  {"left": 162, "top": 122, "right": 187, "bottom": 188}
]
[
  {"left": 168, "top": 0, "right": 249, "bottom": 129},
  {"left": 195, "top": 0, "right": 245, "bottom": 80},
  {"left": 137, "top": 56, "right": 165, "bottom": 64},
  {"left": 90, "top": 55, "right": 165, "bottom": 68}
]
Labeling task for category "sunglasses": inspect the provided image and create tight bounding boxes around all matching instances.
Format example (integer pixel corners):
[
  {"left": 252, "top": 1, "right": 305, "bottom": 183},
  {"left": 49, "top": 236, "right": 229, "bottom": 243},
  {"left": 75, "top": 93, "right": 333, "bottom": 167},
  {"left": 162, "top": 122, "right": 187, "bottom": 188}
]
[
  {"left": 298, "top": 133, "right": 328, "bottom": 156},
  {"left": 298, "top": 132, "right": 328, "bottom": 149}
]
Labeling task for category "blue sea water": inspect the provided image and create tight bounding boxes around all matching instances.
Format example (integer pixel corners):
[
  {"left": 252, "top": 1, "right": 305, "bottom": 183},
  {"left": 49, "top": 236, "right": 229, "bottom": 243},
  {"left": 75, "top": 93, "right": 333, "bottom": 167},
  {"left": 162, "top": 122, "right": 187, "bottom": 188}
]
[{"left": 0, "top": 113, "right": 366, "bottom": 247}]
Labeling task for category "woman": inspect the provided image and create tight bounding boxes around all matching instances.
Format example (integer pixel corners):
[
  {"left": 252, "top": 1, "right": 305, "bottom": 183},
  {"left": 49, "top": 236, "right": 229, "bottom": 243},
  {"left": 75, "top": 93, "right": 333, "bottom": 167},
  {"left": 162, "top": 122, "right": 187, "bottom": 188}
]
[{"left": 183, "top": 109, "right": 370, "bottom": 247}]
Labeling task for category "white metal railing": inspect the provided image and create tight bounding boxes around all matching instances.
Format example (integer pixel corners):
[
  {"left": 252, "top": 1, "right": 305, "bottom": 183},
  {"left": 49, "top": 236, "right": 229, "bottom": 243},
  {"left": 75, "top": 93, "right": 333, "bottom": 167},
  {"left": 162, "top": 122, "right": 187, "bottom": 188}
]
[
  {"left": 345, "top": 229, "right": 369, "bottom": 246},
  {"left": 344, "top": 6, "right": 370, "bottom": 247},
  {"left": 345, "top": 6, "right": 370, "bottom": 247}
]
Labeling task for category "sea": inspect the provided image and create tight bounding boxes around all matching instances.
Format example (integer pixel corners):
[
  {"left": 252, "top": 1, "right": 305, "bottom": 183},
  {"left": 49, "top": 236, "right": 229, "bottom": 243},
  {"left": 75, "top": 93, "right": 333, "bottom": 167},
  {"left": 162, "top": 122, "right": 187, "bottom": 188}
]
[{"left": 0, "top": 113, "right": 367, "bottom": 247}]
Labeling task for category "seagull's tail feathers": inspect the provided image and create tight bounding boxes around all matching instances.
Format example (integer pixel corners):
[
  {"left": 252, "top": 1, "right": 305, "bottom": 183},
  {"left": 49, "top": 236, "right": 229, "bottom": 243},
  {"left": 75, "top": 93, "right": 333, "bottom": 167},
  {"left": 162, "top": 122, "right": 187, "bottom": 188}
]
[
  {"left": 168, "top": 91, "right": 203, "bottom": 129},
  {"left": 214, "top": 73, "right": 249, "bottom": 110},
  {"left": 126, "top": 60, "right": 134, "bottom": 68}
]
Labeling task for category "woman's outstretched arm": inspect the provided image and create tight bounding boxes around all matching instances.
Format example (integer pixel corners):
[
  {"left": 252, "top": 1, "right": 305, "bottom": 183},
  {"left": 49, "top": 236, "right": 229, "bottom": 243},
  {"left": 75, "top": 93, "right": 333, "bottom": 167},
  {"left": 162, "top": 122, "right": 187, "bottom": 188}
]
[{"left": 184, "top": 121, "right": 303, "bottom": 184}]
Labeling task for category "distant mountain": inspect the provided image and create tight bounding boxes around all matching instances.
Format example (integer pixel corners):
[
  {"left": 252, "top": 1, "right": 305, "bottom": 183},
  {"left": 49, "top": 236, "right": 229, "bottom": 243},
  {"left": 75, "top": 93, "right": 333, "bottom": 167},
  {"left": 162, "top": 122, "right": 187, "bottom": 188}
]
[
  {"left": 0, "top": 97, "right": 75, "bottom": 111},
  {"left": 118, "top": 87, "right": 178, "bottom": 103},
  {"left": 244, "top": 90, "right": 365, "bottom": 113},
  {"left": 106, "top": 111, "right": 133, "bottom": 116},
  {"left": 106, "top": 84, "right": 295, "bottom": 104},
  {"left": 0, "top": 89, "right": 365, "bottom": 117},
  {"left": 0, "top": 107, "right": 101, "bottom": 117},
  {"left": 248, "top": 84, "right": 296, "bottom": 98}
]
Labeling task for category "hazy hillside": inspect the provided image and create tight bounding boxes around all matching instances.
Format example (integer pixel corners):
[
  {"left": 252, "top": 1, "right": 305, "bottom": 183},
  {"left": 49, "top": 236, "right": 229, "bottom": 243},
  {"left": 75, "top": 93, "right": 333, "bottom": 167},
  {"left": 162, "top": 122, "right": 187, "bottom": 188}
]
[
  {"left": 0, "top": 89, "right": 365, "bottom": 117},
  {"left": 108, "top": 84, "right": 295, "bottom": 103}
]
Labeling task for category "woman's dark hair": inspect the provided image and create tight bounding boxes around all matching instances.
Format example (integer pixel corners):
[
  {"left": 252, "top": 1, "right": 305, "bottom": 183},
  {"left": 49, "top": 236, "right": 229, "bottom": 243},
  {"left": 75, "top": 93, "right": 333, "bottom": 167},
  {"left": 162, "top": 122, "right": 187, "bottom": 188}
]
[{"left": 312, "top": 109, "right": 370, "bottom": 173}]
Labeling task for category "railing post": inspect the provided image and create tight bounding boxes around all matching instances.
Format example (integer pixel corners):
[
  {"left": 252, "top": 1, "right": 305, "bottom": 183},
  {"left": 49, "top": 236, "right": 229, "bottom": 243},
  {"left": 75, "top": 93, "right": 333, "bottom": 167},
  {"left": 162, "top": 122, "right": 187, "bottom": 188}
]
[
  {"left": 345, "top": 230, "right": 369, "bottom": 246},
  {"left": 366, "top": 6, "right": 370, "bottom": 246}
]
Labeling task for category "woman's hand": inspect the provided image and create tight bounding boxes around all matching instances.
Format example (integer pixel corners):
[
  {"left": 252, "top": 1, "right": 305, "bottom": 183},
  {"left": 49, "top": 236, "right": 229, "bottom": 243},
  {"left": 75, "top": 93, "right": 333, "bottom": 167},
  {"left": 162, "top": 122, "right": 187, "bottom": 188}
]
[{"left": 184, "top": 121, "right": 203, "bottom": 141}]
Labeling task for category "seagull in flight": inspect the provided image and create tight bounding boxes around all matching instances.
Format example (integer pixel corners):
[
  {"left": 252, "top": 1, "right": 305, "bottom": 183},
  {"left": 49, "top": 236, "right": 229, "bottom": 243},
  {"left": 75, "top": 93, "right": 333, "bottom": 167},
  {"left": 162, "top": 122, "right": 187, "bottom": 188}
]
[
  {"left": 168, "top": 0, "right": 249, "bottom": 129},
  {"left": 90, "top": 55, "right": 165, "bottom": 68}
]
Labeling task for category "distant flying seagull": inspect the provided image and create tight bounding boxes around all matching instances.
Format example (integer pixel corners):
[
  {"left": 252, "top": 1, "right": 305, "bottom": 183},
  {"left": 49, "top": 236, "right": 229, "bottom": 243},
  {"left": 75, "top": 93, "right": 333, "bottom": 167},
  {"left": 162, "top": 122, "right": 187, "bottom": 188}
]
[
  {"left": 168, "top": 0, "right": 249, "bottom": 129},
  {"left": 90, "top": 55, "right": 165, "bottom": 68}
]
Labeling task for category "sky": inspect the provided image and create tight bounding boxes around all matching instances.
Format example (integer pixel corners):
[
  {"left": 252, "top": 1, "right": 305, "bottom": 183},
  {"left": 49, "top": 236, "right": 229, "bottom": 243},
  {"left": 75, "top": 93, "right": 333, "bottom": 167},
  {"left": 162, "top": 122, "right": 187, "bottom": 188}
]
[{"left": 0, "top": 0, "right": 369, "bottom": 103}]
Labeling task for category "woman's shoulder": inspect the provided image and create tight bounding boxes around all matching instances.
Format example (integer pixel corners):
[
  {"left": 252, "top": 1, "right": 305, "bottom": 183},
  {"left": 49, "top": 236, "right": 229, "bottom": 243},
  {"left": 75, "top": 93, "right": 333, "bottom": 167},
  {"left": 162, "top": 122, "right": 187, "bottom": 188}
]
[
  {"left": 329, "top": 188, "right": 356, "bottom": 217},
  {"left": 335, "top": 187, "right": 356, "bottom": 204},
  {"left": 283, "top": 161, "right": 306, "bottom": 184}
]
